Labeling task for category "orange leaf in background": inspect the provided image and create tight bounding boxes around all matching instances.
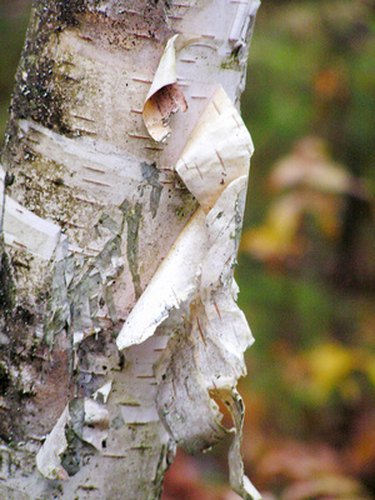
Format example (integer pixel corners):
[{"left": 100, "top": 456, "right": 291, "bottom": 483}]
[
  {"left": 346, "top": 412, "right": 375, "bottom": 482},
  {"left": 314, "top": 67, "right": 348, "bottom": 100}
]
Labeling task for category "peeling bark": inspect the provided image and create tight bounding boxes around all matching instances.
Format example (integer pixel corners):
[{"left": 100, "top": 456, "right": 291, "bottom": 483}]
[{"left": 0, "top": 1, "right": 260, "bottom": 498}]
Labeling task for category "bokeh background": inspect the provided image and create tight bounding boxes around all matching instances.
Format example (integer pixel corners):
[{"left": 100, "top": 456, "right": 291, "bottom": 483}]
[{"left": 1, "top": 1, "right": 374, "bottom": 498}]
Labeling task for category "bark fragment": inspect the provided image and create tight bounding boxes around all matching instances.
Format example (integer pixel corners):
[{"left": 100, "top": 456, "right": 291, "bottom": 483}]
[
  {"left": 143, "top": 35, "right": 188, "bottom": 143},
  {"left": 117, "top": 80, "right": 260, "bottom": 498}
]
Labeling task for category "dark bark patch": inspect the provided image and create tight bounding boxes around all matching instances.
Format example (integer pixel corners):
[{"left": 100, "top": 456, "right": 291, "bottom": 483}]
[
  {"left": 10, "top": 3, "right": 81, "bottom": 135},
  {"left": 0, "top": 363, "right": 10, "bottom": 396},
  {"left": 53, "top": 0, "right": 86, "bottom": 28},
  {"left": 0, "top": 246, "right": 15, "bottom": 318},
  {"left": 11, "top": 51, "right": 73, "bottom": 135},
  {"left": 34, "top": 0, "right": 87, "bottom": 30}
]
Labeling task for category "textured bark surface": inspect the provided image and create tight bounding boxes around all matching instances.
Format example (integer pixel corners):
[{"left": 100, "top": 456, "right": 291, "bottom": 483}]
[{"left": 0, "top": 1, "right": 260, "bottom": 498}]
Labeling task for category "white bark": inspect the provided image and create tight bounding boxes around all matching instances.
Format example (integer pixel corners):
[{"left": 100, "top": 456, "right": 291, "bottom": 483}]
[{"left": 0, "top": 1, "right": 260, "bottom": 498}]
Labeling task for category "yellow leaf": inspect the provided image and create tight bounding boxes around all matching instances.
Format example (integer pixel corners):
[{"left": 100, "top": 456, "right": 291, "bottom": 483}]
[{"left": 305, "top": 342, "right": 355, "bottom": 402}]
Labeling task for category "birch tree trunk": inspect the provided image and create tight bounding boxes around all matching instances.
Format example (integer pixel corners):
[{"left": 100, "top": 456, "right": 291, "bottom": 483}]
[{"left": 0, "top": 1, "right": 260, "bottom": 498}]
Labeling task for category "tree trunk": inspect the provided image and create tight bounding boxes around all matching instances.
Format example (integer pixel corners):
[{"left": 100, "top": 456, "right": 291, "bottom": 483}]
[{"left": 0, "top": 1, "right": 260, "bottom": 498}]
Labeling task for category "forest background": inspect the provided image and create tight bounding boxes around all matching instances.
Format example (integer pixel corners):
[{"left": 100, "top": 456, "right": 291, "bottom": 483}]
[{"left": 1, "top": 1, "right": 374, "bottom": 498}]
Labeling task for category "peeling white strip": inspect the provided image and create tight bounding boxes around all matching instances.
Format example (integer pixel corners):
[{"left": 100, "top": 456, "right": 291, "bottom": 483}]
[
  {"left": 145, "top": 35, "right": 180, "bottom": 104},
  {"left": 18, "top": 120, "right": 149, "bottom": 205},
  {"left": 116, "top": 79, "right": 260, "bottom": 497},
  {"left": 116, "top": 209, "right": 207, "bottom": 350},
  {"left": 176, "top": 86, "right": 253, "bottom": 212},
  {"left": 1, "top": 165, "right": 62, "bottom": 260},
  {"left": 36, "top": 405, "right": 69, "bottom": 481},
  {"left": 117, "top": 86, "right": 252, "bottom": 351},
  {"left": 202, "top": 175, "right": 248, "bottom": 289}
]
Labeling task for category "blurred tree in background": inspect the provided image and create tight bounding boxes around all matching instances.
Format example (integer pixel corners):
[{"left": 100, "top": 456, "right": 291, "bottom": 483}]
[{"left": 1, "top": 1, "right": 374, "bottom": 498}]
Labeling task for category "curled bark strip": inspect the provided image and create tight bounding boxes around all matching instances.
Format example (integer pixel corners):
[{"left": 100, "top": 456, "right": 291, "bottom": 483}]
[
  {"left": 176, "top": 86, "right": 254, "bottom": 213},
  {"left": 143, "top": 35, "right": 190, "bottom": 142},
  {"left": 144, "top": 84, "right": 187, "bottom": 143},
  {"left": 116, "top": 209, "right": 207, "bottom": 350},
  {"left": 118, "top": 85, "right": 260, "bottom": 498}
]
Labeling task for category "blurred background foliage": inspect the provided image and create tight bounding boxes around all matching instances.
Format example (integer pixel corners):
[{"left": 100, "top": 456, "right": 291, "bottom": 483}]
[{"left": 1, "top": 0, "right": 374, "bottom": 498}]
